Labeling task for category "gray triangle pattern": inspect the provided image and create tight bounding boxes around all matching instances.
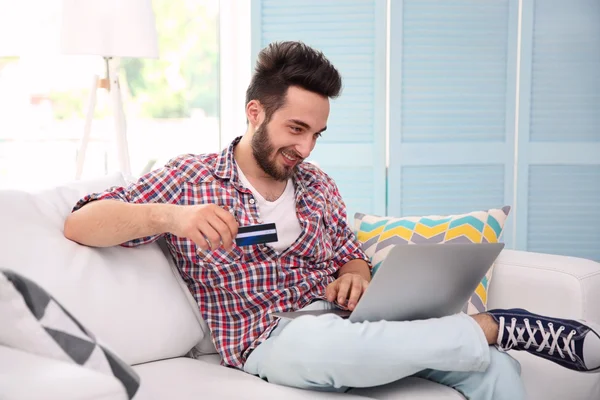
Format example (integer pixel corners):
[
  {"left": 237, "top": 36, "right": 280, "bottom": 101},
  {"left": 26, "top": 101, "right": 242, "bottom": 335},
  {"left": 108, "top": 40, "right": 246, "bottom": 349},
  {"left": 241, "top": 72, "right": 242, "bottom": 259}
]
[
  {"left": 444, "top": 236, "right": 473, "bottom": 244},
  {"left": 44, "top": 327, "right": 96, "bottom": 365},
  {"left": 469, "top": 294, "right": 485, "bottom": 314},
  {"left": 102, "top": 347, "right": 140, "bottom": 399},
  {"left": 410, "top": 232, "right": 446, "bottom": 244},
  {"left": 361, "top": 236, "right": 380, "bottom": 252},
  {"left": 461, "top": 302, "right": 469, "bottom": 314},
  {"left": 3, "top": 270, "right": 51, "bottom": 320},
  {"left": 374, "top": 235, "right": 410, "bottom": 252}
]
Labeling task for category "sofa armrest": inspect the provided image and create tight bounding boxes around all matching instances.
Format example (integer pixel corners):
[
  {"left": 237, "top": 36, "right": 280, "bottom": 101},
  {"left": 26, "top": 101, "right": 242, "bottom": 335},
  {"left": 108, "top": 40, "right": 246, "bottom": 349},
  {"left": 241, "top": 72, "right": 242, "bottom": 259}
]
[
  {"left": 487, "top": 250, "right": 600, "bottom": 400},
  {"left": 488, "top": 249, "right": 600, "bottom": 322},
  {"left": 0, "top": 345, "right": 127, "bottom": 400}
]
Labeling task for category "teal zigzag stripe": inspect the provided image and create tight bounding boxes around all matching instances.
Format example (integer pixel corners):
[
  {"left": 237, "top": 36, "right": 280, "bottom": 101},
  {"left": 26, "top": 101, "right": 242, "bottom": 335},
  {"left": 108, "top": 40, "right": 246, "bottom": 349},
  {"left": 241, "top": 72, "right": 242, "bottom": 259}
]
[
  {"left": 372, "top": 260, "right": 384, "bottom": 274},
  {"left": 418, "top": 217, "right": 453, "bottom": 228},
  {"left": 481, "top": 275, "right": 489, "bottom": 290},
  {"left": 486, "top": 216, "right": 502, "bottom": 237},
  {"left": 383, "top": 219, "right": 417, "bottom": 231},
  {"left": 359, "top": 220, "right": 388, "bottom": 232},
  {"left": 448, "top": 216, "right": 485, "bottom": 231}
]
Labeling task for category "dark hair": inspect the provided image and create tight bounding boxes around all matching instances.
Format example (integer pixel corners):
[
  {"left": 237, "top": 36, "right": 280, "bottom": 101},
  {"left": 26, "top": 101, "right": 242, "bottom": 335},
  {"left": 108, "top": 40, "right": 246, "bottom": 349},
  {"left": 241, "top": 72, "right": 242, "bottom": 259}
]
[{"left": 245, "top": 41, "right": 342, "bottom": 122}]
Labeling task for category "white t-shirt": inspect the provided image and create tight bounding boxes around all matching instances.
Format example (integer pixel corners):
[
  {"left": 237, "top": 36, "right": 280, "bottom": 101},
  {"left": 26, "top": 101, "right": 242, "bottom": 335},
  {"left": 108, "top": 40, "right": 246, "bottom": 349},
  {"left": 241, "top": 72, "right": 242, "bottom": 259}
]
[{"left": 236, "top": 166, "right": 302, "bottom": 254}]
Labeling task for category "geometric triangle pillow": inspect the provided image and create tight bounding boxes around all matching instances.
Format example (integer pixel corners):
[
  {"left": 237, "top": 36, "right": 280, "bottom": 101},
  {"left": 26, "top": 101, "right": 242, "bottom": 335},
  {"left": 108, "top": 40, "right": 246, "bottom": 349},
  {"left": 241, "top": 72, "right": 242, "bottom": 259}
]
[
  {"left": 354, "top": 206, "right": 511, "bottom": 315},
  {"left": 0, "top": 269, "right": 144, "bottom": 400}
]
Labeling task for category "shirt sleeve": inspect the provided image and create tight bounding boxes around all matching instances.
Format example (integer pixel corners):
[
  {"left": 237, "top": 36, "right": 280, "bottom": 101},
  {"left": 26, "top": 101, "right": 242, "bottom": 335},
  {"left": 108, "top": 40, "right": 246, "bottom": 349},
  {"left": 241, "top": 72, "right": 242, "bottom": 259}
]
[
  {"left": 72, "top": 157, "right": 185, "bottom": 247},
  {"left": 326, "top": 179, "right": 372, "bottom": 272}
]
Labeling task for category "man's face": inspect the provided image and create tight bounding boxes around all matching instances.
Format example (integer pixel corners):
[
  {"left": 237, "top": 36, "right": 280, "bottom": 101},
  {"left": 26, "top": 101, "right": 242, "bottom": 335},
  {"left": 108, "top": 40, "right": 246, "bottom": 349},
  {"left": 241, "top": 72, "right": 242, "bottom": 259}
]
[{"left": 251, "top": 86, "right": 330, "bottom": 181}]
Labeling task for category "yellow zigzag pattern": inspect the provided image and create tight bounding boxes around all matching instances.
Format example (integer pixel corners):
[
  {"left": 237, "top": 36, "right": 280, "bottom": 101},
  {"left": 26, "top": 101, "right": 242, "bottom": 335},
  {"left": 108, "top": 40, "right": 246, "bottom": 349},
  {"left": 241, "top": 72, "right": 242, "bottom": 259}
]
[
  {"left": 483, "top": 225, "right": 499, "bottom": 243},
  {"left": 444, "top": 224, "right": 484, "bottom": 242},
  {"left": 475, "top": 282, "right": 487, "bottom": 305},
  {"left": 362, "top": 222, "right": 498, "bottom": 244},
  {"left": 413, "top": 222, "right": 450, "bottom": 238},
  {"left": 357, "top": 225, "right": 385, "bottom": 243},
  {"left": 379, "top": 226, "right": 414, "bottom": 242}
]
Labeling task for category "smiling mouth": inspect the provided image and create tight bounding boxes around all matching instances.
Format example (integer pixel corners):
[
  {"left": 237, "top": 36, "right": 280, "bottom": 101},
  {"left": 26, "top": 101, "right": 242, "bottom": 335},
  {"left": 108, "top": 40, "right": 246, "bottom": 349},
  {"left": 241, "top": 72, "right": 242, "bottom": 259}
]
[{"left": 281, "top": 150, "right": 301, "bottom": 164}]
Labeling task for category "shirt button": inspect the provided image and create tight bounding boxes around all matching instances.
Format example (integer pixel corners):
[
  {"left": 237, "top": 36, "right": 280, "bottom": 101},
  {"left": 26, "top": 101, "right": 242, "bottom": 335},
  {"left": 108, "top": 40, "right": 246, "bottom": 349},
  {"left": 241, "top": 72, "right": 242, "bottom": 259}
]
[{"left": 249, "top": 198, "right": 256, "bottom": 205}]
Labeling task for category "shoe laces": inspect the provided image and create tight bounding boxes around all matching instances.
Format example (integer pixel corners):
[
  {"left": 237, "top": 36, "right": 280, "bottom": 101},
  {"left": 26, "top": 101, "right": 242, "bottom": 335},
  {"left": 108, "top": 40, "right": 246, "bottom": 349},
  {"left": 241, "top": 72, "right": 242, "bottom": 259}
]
[{"left": 497, "top": 316, "right": 578, "bottom": 362}]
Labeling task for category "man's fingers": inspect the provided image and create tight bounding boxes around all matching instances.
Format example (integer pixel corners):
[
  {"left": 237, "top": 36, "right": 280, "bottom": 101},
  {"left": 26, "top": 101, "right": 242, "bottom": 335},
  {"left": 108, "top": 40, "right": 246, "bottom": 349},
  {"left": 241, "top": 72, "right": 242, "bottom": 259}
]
[
  {"left": 325, "top": 281, "right": 338, "bottom": 302},
  {"left": 214, "top": 205, "right": 239, "bottom": 238},
  {"left": 189, "top": 229, "right": 210, "bottom": 252},
  {"left": 197, "top": 222, "right": 221, "bottom": 250},
  {"left": 206, "top": 213, "right": 234, "bottom": 250},
  {"left": 347, "top": 277, "right": 364, "bottom": 310},
  {"left": 336, "top": 278, "right": 351, "bottom": 306}
]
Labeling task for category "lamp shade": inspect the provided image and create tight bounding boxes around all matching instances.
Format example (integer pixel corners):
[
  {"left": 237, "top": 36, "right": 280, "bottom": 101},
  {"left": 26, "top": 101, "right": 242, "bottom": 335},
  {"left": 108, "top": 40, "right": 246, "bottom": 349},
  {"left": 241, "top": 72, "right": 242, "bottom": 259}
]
[{"left": 60, "top": 0, "right": 159, "bottom": 58}]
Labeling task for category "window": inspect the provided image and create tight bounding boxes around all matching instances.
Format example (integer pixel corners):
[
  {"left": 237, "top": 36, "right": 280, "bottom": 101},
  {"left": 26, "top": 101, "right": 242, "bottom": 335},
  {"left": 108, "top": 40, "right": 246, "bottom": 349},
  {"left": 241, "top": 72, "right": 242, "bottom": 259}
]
[{"left": 0, "top": 0, "right": 220, "bottom": 189}]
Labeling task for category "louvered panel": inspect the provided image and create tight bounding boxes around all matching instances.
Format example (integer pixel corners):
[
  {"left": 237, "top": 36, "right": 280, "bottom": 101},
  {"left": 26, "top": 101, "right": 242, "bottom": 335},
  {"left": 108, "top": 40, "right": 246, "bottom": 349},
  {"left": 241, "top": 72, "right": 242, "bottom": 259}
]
[
  {"left": 388, "top": 0, "right": 517, "bottom": 247},
  {"left": 400, "top": 165, "right": 506, "bottom": 217},
  {"left": 515, "top": 0, "right": 600, "bottom": 258},
  {"left": 324, "top": 167, "right": 375, "bottom": 219},
  {"left": 253, "top": 0, "right": 386, "bottom": 218},
  {"left": 259, "top": 0, "right": 379, "bottom": 144},
  {"left": 530, "top": 0, "right": 600, "bottom": 142},
  {"left": 527, "top": 166, "right": 600, "bottom": 261},
  {"left": 400, "top": 0, "right": 511, "bottom": 142}
]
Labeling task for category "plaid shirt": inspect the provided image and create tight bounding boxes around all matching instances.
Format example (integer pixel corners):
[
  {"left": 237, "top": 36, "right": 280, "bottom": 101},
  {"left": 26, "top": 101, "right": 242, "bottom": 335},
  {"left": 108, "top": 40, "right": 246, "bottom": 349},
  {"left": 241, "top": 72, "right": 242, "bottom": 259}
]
[{"left": 73, "top": 137, "right": 370, "bottom": 369}]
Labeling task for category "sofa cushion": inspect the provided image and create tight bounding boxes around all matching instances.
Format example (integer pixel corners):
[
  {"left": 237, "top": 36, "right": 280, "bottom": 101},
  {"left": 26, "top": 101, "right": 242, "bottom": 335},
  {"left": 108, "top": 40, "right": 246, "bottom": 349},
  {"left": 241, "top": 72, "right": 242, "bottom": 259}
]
[
  {"left": 354, "top": 207, "right": 511, "bottom": 314},
  {"left": 134, "top": 357, "right": 360, "bottom": 399},
  {"left": 0, "top": 173, "right": 203, "bottom": 365},
  {"left": 134, "top": 356, "right": 463, "bottom": 399},
  {"left": 0, "top": 270, "right": 141, "bottom": 399}
]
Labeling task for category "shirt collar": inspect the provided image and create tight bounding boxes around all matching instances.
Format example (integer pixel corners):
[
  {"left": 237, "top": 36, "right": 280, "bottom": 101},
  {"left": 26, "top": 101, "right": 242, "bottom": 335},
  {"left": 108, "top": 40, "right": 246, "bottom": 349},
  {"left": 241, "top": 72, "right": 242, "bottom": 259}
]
[{"left": 214, "top": 136, "right": 241, "bottom": 181}]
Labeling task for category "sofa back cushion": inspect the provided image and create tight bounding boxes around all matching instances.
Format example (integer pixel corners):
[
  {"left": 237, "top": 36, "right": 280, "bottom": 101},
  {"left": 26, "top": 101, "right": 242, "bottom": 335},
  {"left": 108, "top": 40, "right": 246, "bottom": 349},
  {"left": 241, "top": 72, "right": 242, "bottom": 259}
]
[{"left": 0, "top": 173, "right": 203, "bottom": 365}]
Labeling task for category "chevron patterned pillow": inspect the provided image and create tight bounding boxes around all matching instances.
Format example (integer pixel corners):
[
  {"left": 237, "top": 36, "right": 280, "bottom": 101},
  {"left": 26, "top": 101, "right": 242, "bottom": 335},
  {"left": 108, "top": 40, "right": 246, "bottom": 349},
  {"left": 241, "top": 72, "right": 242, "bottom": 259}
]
[
  {"left": 354, "top": 206, "right": 511, "bottom": 314},
  {"left": 0, "top": 270, "right": 142, "bottom": 399}
]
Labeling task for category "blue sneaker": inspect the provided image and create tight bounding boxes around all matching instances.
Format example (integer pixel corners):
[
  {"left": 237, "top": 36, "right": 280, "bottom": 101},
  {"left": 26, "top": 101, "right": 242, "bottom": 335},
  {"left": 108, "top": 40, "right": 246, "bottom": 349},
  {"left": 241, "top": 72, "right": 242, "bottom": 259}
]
[{"left": 487, "top": 308, "right": 600, "bottom": 373}]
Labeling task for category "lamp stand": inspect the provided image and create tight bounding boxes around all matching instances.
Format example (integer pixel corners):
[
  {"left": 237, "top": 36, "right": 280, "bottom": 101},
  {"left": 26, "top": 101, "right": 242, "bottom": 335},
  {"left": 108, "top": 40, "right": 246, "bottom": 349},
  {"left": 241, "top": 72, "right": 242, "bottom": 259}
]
[{"left": 75, "top": 57, "right": 132, "bottom": 180}]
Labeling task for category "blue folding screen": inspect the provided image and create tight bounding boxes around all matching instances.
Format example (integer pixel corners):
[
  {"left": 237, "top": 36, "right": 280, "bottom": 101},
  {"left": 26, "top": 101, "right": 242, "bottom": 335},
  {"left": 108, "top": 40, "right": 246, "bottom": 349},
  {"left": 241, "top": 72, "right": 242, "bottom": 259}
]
[
  {"left": 250, "top": 0, "right": 599, "bottom": 259},
  {"left": 387, "top": 0, "right": 519, "bottom": 247},
  {"left": 516, "top": 0, "right": 600, "bottom": 260},
  {"left": 250, "top": 0, "right": 387, "bottom": 220}
]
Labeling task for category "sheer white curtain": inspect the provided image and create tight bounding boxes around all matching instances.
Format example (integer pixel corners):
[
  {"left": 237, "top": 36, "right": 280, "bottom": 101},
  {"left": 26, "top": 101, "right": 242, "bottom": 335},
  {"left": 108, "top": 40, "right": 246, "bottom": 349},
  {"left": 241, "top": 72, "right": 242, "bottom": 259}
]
[{"left": 218, "top": 0, "right": 251, "bottom": 148}]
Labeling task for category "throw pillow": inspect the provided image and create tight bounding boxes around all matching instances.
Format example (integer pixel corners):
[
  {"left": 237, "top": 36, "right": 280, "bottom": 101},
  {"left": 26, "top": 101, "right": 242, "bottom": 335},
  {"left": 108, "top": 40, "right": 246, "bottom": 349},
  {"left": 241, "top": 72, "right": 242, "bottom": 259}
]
[
  {"left": 0, "top": 269, "right": 141, "bottom": 399},
  {"left": 354, "top": 206, "right": 511, "bottom": 314}
]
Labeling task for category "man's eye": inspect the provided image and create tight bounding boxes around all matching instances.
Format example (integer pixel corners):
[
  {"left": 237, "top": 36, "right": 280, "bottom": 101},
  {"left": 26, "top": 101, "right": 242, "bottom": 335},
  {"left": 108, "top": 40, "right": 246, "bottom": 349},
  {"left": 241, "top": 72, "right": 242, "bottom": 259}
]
[
  {"left": 314, "top": 132, "right": 322, "bottom": 139},
  {"left": 291, "top": 126, "right": 302, "bottom": 133}
]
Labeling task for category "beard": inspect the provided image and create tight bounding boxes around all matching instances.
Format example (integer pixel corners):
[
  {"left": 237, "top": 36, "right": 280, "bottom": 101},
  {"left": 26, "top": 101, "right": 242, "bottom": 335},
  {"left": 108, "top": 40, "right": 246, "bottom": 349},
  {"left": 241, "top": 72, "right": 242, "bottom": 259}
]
[{"left": 251, "top": 124, "right": 300, "bottom": 181}]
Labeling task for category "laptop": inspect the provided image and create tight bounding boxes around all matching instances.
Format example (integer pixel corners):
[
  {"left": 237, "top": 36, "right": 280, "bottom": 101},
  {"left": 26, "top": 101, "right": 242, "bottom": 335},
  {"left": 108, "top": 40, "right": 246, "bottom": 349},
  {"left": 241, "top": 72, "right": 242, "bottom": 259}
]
[{"left": 273, "top": 242, "right": 505, "bottom": 323}]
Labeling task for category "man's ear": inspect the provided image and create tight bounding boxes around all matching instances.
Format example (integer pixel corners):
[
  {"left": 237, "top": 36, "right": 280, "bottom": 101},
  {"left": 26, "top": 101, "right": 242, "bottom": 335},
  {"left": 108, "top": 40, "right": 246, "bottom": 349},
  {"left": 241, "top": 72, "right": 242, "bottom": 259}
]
[{"left": 246, "top": 100, "right": 264, "bottom": 128}]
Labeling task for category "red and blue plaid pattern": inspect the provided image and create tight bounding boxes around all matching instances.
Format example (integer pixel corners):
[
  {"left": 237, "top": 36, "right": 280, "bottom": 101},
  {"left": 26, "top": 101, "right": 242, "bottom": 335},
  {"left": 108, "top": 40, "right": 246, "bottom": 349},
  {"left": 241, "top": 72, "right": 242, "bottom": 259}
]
[{"left": 73, "top": 137, "right": 370, "bottom": 369}]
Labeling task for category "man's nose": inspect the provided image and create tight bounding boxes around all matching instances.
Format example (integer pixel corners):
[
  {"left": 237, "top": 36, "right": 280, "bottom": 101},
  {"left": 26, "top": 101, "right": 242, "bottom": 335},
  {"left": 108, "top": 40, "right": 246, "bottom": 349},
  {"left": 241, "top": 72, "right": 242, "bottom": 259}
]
[{"left": 296, "top": 137, "right": 315, "bottom": 159}]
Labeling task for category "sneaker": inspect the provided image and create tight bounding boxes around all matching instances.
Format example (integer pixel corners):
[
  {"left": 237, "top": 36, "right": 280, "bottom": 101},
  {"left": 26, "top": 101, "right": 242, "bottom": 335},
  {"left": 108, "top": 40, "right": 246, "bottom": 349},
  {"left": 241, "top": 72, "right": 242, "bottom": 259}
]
[{"left": 487, "top": 308, "right": 600, "bottom": 373}]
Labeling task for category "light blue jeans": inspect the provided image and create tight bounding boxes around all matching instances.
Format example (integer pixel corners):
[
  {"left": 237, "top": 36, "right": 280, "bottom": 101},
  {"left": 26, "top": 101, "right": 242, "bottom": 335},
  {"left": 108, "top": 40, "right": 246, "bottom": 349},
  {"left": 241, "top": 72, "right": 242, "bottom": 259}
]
[{"left": 244, "top": 302, "right": 525, "bottom": 400}]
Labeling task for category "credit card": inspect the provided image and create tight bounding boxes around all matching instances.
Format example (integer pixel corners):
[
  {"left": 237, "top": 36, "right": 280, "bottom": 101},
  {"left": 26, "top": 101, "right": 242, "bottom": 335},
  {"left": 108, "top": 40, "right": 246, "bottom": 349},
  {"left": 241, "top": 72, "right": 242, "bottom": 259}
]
[{"left": 235, "top": 223, "right": 278, "bottom": 246}]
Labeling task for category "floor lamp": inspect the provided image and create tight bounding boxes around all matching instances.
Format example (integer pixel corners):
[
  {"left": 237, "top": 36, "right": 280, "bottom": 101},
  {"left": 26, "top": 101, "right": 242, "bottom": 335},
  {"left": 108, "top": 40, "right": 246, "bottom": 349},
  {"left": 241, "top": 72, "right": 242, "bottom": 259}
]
[{"left": 60, "top": 0, "right": 159, "bottom": 180}]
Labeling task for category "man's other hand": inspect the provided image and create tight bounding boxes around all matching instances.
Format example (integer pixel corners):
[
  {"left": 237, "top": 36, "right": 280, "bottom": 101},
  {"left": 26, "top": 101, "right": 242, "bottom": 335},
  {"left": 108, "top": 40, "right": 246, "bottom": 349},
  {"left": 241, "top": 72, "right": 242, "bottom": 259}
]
[{"left": 325, "top": 273, "right": 369, "bottom": 311}]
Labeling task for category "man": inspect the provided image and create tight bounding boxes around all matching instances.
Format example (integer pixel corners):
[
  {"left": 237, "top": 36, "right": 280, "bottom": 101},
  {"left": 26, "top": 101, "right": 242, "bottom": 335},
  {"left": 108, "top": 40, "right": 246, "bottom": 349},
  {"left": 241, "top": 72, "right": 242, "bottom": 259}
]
[{"left": 65, "top": 41, "right": 600, "bottom": 399}]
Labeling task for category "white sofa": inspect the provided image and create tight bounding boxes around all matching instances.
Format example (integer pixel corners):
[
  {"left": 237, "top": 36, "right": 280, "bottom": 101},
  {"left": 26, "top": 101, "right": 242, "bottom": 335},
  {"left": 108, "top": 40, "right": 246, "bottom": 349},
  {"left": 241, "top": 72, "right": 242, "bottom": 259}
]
[{"left": 1, "top": 172, "right": 599, "bottom": 400}]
